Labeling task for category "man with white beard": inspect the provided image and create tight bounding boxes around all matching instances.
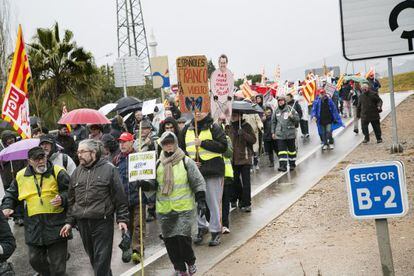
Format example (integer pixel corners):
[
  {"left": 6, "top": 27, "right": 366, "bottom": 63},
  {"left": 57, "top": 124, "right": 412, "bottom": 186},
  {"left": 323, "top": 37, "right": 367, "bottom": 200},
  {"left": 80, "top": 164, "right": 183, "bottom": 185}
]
[{"left": 2, "top": 147, "right": 71, "bottom": 276}]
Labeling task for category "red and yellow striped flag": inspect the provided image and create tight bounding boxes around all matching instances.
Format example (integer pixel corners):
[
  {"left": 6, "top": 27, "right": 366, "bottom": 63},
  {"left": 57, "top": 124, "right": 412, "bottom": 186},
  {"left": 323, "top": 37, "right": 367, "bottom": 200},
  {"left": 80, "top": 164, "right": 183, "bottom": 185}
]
[
  {"left": 1, "top": 25, "right": 32, "bottom": 138},
  {"left": 301, "top": 79, "right": 316, "bottom": 104},
  {"left": 336, "top": 74, "right": 345, "bottom": 90}
]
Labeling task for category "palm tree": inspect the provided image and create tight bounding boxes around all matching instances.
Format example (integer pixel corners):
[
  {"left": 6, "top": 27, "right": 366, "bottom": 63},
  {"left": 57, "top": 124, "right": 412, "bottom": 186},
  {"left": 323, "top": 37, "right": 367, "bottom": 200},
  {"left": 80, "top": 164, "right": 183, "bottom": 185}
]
[{"left": 28, "top": 22, "right": 101, "bottom": 126}]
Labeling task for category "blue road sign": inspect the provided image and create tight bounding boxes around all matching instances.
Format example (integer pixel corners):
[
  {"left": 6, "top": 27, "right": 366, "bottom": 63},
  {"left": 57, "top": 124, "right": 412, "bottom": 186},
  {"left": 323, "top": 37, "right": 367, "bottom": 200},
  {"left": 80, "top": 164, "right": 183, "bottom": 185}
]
[{"left": 345, "top": 161, "right": 408, "bottom": 219}]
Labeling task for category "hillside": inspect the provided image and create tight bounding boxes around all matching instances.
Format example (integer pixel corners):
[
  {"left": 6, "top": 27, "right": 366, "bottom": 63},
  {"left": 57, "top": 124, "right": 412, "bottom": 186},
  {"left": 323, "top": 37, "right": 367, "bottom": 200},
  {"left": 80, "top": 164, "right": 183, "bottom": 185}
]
[{"left": 379, "top": 71, "right": 414, "bottom": 92}]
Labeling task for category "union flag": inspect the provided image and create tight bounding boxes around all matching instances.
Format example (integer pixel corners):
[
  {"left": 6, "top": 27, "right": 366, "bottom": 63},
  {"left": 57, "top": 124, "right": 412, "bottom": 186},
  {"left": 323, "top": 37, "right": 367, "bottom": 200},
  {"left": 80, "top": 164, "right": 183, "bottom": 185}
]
[{"left": 1, "top": 25, "right": 31, "bottom": 138}]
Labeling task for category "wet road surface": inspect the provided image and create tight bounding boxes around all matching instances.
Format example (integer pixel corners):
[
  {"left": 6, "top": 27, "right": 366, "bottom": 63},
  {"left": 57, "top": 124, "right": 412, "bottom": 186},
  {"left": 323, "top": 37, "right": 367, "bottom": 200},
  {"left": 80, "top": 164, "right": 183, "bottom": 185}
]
[{"left": 1, "top": 92, "right": 411, "bottom": 276}]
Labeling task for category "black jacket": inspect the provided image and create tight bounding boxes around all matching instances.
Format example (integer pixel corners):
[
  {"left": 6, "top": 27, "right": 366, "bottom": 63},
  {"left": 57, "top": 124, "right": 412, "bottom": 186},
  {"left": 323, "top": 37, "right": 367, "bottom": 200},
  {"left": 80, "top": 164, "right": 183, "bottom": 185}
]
[
  {"left": 263, "top": 114, "right": 273, "bottom": 141},
  {"left": 66, "top": 159, "right": 129, "bottom": 225},
  {"left": 2, "top": 162, "right": 70, "bottom": 246},
  {"left": 0, "top": 211, "right": 15, "bottom": 262},
  {"left": 357, "top": 90, "right": 383, "bottom": 122},
  {"left": 180, "top": 115, "right": 227, "bottom": 178},
  {"left": 0, "top": 159, "right": 26, "bottom": 191}
]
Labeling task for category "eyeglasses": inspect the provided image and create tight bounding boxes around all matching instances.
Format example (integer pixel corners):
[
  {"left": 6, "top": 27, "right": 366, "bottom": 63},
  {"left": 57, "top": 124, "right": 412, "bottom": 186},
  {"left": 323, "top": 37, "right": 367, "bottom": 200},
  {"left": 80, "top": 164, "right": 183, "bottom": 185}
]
[{"left": 77, "top": 150, "right": 92, "bottom": 155}]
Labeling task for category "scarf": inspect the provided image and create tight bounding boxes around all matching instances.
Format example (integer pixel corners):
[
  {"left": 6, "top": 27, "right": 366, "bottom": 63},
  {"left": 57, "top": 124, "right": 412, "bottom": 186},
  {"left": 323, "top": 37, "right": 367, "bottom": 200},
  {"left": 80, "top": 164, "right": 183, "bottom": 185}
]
[{"left": 159, "top": 147, "right": 186, "bottom": 196}]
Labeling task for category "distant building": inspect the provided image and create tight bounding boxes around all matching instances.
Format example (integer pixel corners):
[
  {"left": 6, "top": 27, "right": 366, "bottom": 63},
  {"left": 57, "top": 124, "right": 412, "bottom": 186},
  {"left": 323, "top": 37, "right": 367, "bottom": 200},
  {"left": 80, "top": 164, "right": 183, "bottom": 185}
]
[{"left": 305, "top": 66, "right": 341, "bottom": 78}]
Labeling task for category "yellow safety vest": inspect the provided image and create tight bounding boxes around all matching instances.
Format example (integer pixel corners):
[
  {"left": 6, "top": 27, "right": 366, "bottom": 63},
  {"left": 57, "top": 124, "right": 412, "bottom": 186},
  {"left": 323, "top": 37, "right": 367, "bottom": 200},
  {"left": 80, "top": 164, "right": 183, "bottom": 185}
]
[
  {"left": 16, "top": 166, "right": 65, "bottom": 217},
  {"left": 156, "top": 159, "right": 195, "bottom": 214},
  {"left": 223, "top": 156, "right": 233, "bottom": 178},
  {"left": 185, "top": 128, "right": 222, "bottom": 161}
]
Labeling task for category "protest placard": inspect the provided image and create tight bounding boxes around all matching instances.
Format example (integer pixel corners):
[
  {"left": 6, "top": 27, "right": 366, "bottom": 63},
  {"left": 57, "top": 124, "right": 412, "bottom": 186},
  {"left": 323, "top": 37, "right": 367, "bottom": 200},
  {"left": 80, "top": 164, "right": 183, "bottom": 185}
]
[
  {"left": 210, "top": 68, "right": 234, "bottom": 123},
  {"left": 142, "top": 99, "right": 157, "bottom": 116},
  {"left": 176, "top": 55, "right": 210, "bottom": 113},
  {"left": 128, "top": 151, "right": 156, "bottom": 182},
  {"left": 324, "top": 82, "right": 337, "bottom": 97}
]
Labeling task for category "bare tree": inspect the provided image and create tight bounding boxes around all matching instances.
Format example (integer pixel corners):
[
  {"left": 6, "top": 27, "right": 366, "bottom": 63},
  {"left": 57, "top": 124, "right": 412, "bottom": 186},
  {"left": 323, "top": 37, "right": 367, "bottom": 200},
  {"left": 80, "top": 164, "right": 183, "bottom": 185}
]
[{"left": 0, "top": 0, "right": 11, "bottom": 93}]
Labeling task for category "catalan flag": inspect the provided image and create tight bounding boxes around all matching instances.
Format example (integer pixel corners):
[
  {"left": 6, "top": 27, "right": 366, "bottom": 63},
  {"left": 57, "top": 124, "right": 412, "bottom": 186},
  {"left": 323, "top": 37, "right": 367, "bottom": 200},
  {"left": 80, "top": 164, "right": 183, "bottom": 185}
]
[
  {"left": 301, "top": 79, "right": 317, "bottom": 104},
  {"left": 1, "top": 25, "right": 31, "bottom": 138},
  {"left": 336, "top": 74, "right": 345, "bottom": 90}
]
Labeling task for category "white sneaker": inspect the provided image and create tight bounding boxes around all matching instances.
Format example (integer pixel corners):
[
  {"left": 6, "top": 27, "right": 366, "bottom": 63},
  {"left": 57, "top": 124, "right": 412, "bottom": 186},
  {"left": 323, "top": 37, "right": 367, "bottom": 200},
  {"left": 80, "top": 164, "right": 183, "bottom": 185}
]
[
  {"left": 222, "top": 227, "right": 230, "bottom": 234},
  {"left": 329, "top": 144, "right": 335, "bottom": 150},
  {"left": 255, "top": 165, "right": 260, "bottom": 170},
  {"left": 322, "top": 145, "right": 328, "bottom": 150}
]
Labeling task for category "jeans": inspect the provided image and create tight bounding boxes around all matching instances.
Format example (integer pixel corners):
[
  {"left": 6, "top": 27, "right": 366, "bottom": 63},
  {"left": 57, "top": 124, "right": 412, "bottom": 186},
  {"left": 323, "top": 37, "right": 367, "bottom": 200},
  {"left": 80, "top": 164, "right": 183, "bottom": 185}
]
[
  {"left": 352, "top": 106, "right": 359, "bottom": 131},
  {"left": 361, "top": 119, "right": 382, "bottom": 141},
  {"left": 320, "top": 124, "right": 334, "bottom": 145}
]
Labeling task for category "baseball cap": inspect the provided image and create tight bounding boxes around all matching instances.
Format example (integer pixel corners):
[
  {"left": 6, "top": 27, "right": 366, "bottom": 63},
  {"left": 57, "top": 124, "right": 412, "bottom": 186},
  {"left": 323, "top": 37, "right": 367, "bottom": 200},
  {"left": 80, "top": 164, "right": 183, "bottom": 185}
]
[
  {"left": 39, "top": 134, "right": 55, "bottom": 145},
  {"left": 28, "top": 146, "right": 46, "bottom": 160},
  {"left": 118, "top": 132, "right": 134, "bottom": 142}
]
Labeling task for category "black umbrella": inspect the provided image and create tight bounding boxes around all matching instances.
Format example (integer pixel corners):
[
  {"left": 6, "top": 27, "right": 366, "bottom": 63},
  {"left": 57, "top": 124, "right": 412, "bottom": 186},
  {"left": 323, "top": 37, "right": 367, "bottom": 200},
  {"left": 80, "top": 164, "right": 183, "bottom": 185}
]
[
  {"left": 232, "top": 100, "right": 263, "bottom": 114},
  {"left": 113, "top": 96, "right": 143, "bottom": 116}
]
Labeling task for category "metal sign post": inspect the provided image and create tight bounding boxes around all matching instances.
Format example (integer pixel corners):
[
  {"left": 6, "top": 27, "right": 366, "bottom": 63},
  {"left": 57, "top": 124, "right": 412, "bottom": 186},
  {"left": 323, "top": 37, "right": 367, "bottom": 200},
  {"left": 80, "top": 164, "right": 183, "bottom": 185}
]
[
  {"left": 345, "top": 161, "right": 408, "bottom": 276},
  {"left": 387, "top": 58, "right": 403, "bottom": 153}
]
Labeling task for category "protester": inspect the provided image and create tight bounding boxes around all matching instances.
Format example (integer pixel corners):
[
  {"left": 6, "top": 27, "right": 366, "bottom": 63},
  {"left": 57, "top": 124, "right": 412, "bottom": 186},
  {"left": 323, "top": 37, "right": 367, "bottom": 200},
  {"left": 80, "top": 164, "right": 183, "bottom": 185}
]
[
  {"left": 229, "top": 112, "right": 256, "bottom": 212},
  {"left": 151, "top": 131, "right": 207, "bottom": 275},
  {"left": 88, "top": 124, "right": 104, "bottom": 141},
  {"left": 262, "top": 106, "right": 278, "bottom": 167},
  {"left": 0, "top": 130, "right": 26, "bottom": 226},
  {"left": 0, "top": 211, "right": 16, "bottom": 275},
  {"left": 56, "top": 124, "right": 77, "bottom": 162},
  {"left": 177, "top": 117, "right": 187, "bottom": 130},
  {"left": 243, "top": 113, "right": 263, "bottom": 171},
  {"left": 2, "top": 147, "right": 70, "bottom": 276},
  {"left": 60, "top": 139, "right": 129, "bottom": 276},
  {"left": 180, "top": 112, "right": 227, "bottom": 246},
  {"left": 367, "top": 74, "right": 381, "bottom": 92},
  {"left": 357, "top": 83, "right": 383, "bottom": 143},
  {"left": 101, "top": 134, "right": 120, "bottom": 164},
  {"left": 71, "top": 124, "right": 88, "bottom": 144},
  {"left": 271, "top": 95, "right": 300, "bottom": 171},
  {"left": 219, "top": 120, "right": 234, "bottom": 233},
  {"left": 113, "top": 132, "right": 145, "bottom": 264},
  {"left": 110, "top": 115, "right": 126, "bottom": 139},
  {"left": 132, "top": 110, "right": 143, "bottom": 133},
  {"left": 134, "top": 119, "right": 157, "bottom": 153},
  {"left": 311, "top": 89, "right": 343, "bottom": 150},
  {"left": 40, "top": 134, "right": 77, "bottom": 176},
  {"left": 352, "top": 82, "right": 362, "bottom": 134},
  {"left": 296, "top": 91, "right": 310, "bottom": 138},
  {"left": 164, "top": 109, "right": 173, "bottom": 118},
  {"left": 32, "top": 126, "right": 49, "bottom": 138},
  {"left": 339, "top": 82, "right": 352, "bottom": 118}
]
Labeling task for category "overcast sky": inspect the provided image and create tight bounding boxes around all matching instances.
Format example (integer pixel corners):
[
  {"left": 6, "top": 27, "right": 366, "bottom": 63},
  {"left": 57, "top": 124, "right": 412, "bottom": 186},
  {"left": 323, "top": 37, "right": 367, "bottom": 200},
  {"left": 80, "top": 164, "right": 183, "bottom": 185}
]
[{"left": 12, "top": 0, "right": 343, "bottom": 80}]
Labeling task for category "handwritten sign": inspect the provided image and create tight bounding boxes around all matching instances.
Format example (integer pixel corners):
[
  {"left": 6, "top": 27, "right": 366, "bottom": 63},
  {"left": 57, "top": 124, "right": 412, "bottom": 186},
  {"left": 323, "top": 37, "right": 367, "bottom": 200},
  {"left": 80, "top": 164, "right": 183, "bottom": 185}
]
[
  {"left": 176, "top": 55, "right": 210, "bottom": 113},
  {"left": 128, "top": 151, "right": 156, "bottom": 181},
  {"left": 324, "top": 82, "right": 337, "bottom": 97},
  {"left": 210, "top": 68, "right": 234, "bottom": 123}
]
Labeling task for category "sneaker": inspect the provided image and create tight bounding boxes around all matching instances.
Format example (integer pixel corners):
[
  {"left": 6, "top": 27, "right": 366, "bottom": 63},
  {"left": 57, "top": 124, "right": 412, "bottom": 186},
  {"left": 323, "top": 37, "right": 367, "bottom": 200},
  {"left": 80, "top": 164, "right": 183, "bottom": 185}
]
[
  {"left": 193, "top": 228, "right": 209, "bottom": 245},
  {"left": 305, "top": 134, "right": 310, "bottom": 138},
  {"left": 240, "top": 206, "right": 252, "bottom": 213},
  {"left": 188, "top": 264, "right": 197, "bottom": 275},
  {"left": 362, "top": 139, "right": 369, "bottom": 144},
  {"left": 255, "top": 165, "right": 260, "bottom": 171},
  {"left": 278, "top": 167, "right": 287, "bottom": 172},
  {"left": 174, "top": 271, "right": 189, "bottom": 276},
  {"left": 289, "top": 166, "right": 296, "bottom": 171},
  {"left": 131, "top": 251, "right": 142, "bottom": 264},
  {"left": 208, "top": 232, "right": 221, "bottom": 246},
  {"left": 329, "top": 144, "right": 335, "bottom": 150},
  {"left": 322, "top": 145, "right": 328, "bottom": 150},
  {"left": 353, "top": 129, "right": 359, "bottom": 134},
  {"left": 377, "top": 139, "right": 383, "bottom": 143},
  {"left": 222, "top": 226, "right": 231, "bottom": 234}
]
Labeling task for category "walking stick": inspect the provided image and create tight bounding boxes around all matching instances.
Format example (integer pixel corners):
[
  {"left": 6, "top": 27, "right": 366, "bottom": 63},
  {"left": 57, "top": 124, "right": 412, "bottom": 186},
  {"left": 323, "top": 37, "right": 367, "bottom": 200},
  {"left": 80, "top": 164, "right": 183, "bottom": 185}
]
[{"left": 137, "top": 121, "right": 145, "bottom": 275}]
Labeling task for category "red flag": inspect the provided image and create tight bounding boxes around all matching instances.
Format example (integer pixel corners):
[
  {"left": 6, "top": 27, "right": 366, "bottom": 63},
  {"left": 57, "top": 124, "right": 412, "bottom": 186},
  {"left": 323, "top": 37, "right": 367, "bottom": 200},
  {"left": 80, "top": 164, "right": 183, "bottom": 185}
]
[{"left": 301, "top": 79, "right": 316, "bottom": 105}]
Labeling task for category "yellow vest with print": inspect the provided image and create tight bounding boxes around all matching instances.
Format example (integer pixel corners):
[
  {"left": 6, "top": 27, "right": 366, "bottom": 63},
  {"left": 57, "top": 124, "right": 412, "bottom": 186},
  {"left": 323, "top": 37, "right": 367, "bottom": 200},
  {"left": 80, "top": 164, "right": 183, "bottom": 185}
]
[
  {"left": 156, "top": 159, "right": 195, "bottom": 214},
  {"left": 185, "top": 128, "right": 222, "bottom": 161},
  {"left": 223, "top": 155, "right": 233, "bottom": 178},
  {"left": 16, "top": 166, "right": 65, "bottom": 217}
]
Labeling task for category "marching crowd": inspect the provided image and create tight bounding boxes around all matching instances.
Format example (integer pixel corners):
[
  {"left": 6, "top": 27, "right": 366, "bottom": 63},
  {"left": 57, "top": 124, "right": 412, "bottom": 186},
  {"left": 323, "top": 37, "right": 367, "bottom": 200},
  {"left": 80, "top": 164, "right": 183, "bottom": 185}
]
[{"left": 0, "top": 71, "right": 384, "bottom": 276}]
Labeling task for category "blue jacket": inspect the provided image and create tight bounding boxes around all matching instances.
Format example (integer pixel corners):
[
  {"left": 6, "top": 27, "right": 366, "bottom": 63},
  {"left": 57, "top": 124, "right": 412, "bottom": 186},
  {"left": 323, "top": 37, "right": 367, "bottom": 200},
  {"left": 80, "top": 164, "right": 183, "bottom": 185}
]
[
  {"left": 114, "top": 152, "right": 143, "bottom": 206},
  {"left": 311, "top": 96, "right": 344, "bottom": 135}
]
